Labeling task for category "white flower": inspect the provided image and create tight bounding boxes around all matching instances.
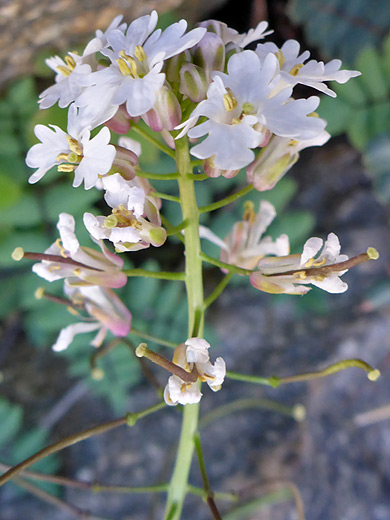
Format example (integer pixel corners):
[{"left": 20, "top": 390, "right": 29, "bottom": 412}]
[
  {"left": 83, "top": 173, "right": 166, "bottom": 253},
  {"left": 178, "top": 50, "right": 325, "bottom": 170},
  {"left": 80, "top": 11, "right": 206, "bottom": 118},
  {"left": 164, "top": 338, "right": 226, "bottom": 406},
  {"left": 256, "top": 39, "right": 360, "bottom": 97},
  {"left": 198, "top": 19, "right": 272, "bottom": 48},
  {"left": 32, "top": 212, "right": 127, "bottom": 288},
  {"left": 52, "top": 284, "right": 131, "bottom": 352},
  {"left": 26, "top": 104, "right": 116, "bottom": 189},
  {"left": 250, "top": 232, "right": 349, "bottom": 295}
]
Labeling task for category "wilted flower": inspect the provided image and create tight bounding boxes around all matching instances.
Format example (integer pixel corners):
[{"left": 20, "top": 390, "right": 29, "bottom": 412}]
[
  {"left": 52, "top": 284, "right": 131, "bottom": 351},
  {"left": 250, "top": 233, "right": 378, "bottom": 295},
  {"left": 164, "top": 338, "right": 226, "bottom": 406},
  {"left": 31, "top": 213, "right": 127, "bottom": 288}
]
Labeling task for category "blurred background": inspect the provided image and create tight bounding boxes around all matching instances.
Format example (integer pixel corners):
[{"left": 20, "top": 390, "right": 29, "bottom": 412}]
[{"left": 0, "top": 0, "right": 389, "bottom": 518}]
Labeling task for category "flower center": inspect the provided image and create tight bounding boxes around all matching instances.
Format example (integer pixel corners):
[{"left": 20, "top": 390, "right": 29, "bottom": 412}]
[
  {"left": 56, "top": 136, "right": 83, "bottom": 173},
  {"left": 117, "top": 46, "right": 148, "bottom": 78},
  {"left": 103, "top": 205, "right": 142, "bottom": 229}
]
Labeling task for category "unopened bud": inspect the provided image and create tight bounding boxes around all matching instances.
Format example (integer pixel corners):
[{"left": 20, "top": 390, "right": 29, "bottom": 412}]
[
  {"left": 193, "top": 32, "right": 225, "bottom": 79},
  {"left": 149, "top": 227, "right": 167, "bottom": 247},
  {"left": 165, "top": 50, "right": 191, "bottom": 83},
  {"left": 111, "top": 145, "right": 138, "bottom": 180},
  {"left": 142, "top": 86, "right": 181, "bottom": 132},
  {"left": 180, "top": 63, "right": 208, "bottom": 102}
]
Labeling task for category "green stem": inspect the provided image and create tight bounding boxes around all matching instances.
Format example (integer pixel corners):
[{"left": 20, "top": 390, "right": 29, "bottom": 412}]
[
  {"left": 199, "top": 184, "right": 254, "bottom": 214},
  {"left": 152, "top": 192, "right": 181, "bottom": 203},
  {"left": 123, "top": 268, "right": 185, "bottom": 281},
  {"left": 0, "top": 403, "right": 165, "bottom": 488},
  {"left": 161, "top": 215, "right": 185, "bottom": 244},
  {"left": 187, "top": 484, "right": 238, "bottom": 502},
  {"left": 166, "top": 219, "right": 189, "bottom": 237},
  {"left": 130, "top": 328, "right": 178, "bottom": 349},
  {"left": 187, "top": 173, "right": 209, "bottom": 181},
  {"left": 194, "top": 433, "right": 222, "bottom": 520},
  {"left": 200, "top": 252, "right": 252, "bottom": 276},
  {"left": 135, "top": 169, "right": 179, "bottom": 180},
  {"left": 163, "top": 136, "right": 204, "bottom": 520},
  {"left": 131, "top": 124, "right": 176, "bottom": 159},
  {"left": 203, "top": 272, "right": 234, "bottom": 310},
  {"left": 226, "top": 358, "right": 380, "bottom": 388}
]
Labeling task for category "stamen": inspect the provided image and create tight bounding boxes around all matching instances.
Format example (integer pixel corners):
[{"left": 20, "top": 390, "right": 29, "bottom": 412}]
[
  {"left": 117, "top": 58, "right": 133, "bottom": 76},
  {"left": 58, "top": 164, "right": 76, "bottom": 173},
  {"left": 289, "top": 63, "right": 304, "bottom": 76},
  {"left": 313, "top": 257, "right": 326, "bottom": 267},
  {"left": 103, "top": 214, "right": 118, "bottom": 229},
  {"left": 55, "top": 238, "right": 68, "bottom": 258},
  {"left": 66, "top": 135, "right": 83, "bottom": 155},
  {"left": 64, "top": 55, "right": 76, "bottom": 69},
  {"left": 56, "top": 65, "right": 72, "bottom": 77},
  {"left": 293, "top": 270, "right": 307, "bottom": 280},
  {"left": 223, "top": 89, "right": 238, "bottom": 112},
  {"left": 368, "top": 369, "right": 381, "bottom": 381},
  {"left": 275, "top": 50, "right": 285, "bottom": 68},
  {"left": 134, "top": 45, "right": 147, "bottom": 62},
  {"left": 242, "top": 102, "right": 254, "bottom": 115},
  {"left": 56, "top": 153, "right": 70, "bottom": 161},
  {"left": 367, "top": 247, "right": 379, "bottom": 260},
  {"left": 243, "top": 201, "right": 255, "bottom": 223}
]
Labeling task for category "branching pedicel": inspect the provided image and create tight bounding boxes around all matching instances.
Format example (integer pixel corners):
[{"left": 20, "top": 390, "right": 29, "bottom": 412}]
[{"left": 7, "top": 11, "right": 381, "bottom": 520}]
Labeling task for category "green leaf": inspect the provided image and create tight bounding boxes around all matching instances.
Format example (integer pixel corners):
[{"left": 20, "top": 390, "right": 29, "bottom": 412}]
[
  {"left": 0, "top": 174, "right": 22, "bottom": 209},
  {"left": 356, "top": 46, "right": 389, "bottom": 102},
  {"left": 0, "top": 399, "right": 23, "bottom": 446},
  {"left": 317, "top": 95, "right": 353, "bottom": 136},
  {"left": 346, "top": 107, "right": 371, "bottom": 150},
  {"left": 0, "top": 193, "right": 41, "bottom": 228}
]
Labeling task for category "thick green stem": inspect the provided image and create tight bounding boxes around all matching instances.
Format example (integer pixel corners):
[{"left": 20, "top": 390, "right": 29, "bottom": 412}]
[{"left": 163, "top": 136, "right": 204, "bottom": 520}]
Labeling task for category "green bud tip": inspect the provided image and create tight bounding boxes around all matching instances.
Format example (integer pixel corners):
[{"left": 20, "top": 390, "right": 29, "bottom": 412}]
[
  {"left": 135, "top": 343, "right": 148, "bottom": 358},
  {"left": 367, "top": 247, "right": 379, "bottom": 260},
  {"left": 126, "top": 412, "right": 137, "bottom": 426},
  {"left": 367, "top": 369, "right": 380, "bottom": 381},
  {"left": 12, "top": 247, "right": 24, "bottom": 261}
]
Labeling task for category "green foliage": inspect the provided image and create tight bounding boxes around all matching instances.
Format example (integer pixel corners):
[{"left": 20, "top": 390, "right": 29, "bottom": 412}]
[
  {"left": 0, "top": 398, "right": 59, "bottom": 495},
  {"left": 289, "top": 0, "right": 390, "bottom": 63},
  {"left": 317, "top": 36, "right": 390, "bottom": 201}
]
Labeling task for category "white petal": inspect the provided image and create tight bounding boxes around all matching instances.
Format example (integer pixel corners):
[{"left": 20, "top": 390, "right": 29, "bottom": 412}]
[
  {"left": 52, "top": 322, "right": 100, "bottom": 351},
  {"left": 301, "top": 237, "right": 323, "bottom": 266},
  {"left": 185, "top": 338, "right": 210, "bottom": 363}
]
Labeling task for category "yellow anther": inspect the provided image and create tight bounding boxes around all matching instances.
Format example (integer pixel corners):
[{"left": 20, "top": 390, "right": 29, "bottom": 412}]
[
  {"left": 313, "top": 257, "right": 327, "bottom": 267},
  {"left": 103, "top": 214, "right": 118, "bottom": 229},
  {"left": 56, "top": 153, "right": 70, "bottom": 162},
  {"left": 55, "top": 238, "right": 68, "bottom": 258},
  {"left": 314, "top": 274, "right": 326, "bottom": 281},
  {"left": 231, "top": 118, "right": 241, "bottom": 125},
  {"left": 67, "top": 306, "right": 79, "bottom": 316},
  {"left": 117, "top": 58, "right": 133, "bottom": 76},
  {"left": 289, "top": 139, "right": 299, "bottom": 146},
  {"left": 64, "top": 54, "right": 76, "bottom": 70},
  {"left": 367, "top": 369, "right": 381, "bottom": 381},
  {"left": 73, "top": 268, "right": 81, "bottom": 276},
  {"left": 66, "top": 135, "right": 83, "bottom": 155},
  {"left": 275, "top": 50, "right": 285, "bottom": 68},
  {"left": 12, "top": 247, "right": 24, "bottom": 261},
  {"left": 304, "top": 258, "right": 314, "bottom": 268},
  {"left": 242, "top": 102, "right": 254, "bottom": 115},
  {"left": 308, "top": 112, "right": 319, "bottom": 118},
  {"left": 223, "top": 89, "right": 238, "bottom": 112},
  {"left": 35, "top": 287, "right": 45, "bottom": 300},
  {"left": 293, "top": 270, "right": 307, "bottom": 280},
  {"left": 56, "top": 65, "right": 73, "bottom": 77},
  {"left": 58, "top": 164, "right": 76, "bottom": 173},
  {"left": 243, "top": 200, "right": 255, "bottom": 222},
  {"left": 134, "top": 45, "right": 147, "bottom": 62},
  {"left": 367, "top": 247, "right": 379, "bottom": 260},
  {"left": 289, "top": 63, "right": 304, "bottom": 76},
  {"left": 135, "top": 343, "right": 148, "bottom": 358},
  {"left": 48, "top": 265, "right": 61, "bottom": 271}
]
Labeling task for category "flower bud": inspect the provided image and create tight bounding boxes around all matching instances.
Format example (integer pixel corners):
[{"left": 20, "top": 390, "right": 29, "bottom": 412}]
[
  {"left": 142, "top": 86, "right": 181, "bottom": 132},
  {"left": 105, "top": 105, "right": 137, "bottom": 135},
  {"left": 165, "top": 50, "right": 191, "bottom": 83},
  {"left": 180, "top": 63, "right": 208, "bottom": 102},
  {"left": 203, "top": 157, "right": 239, "bottom": 179},
  {"left": 193, "top": 32, "right": 225, "bottom": 80},
  {"left": 111, "top": 145, "right": 139, "bottom": 180}
]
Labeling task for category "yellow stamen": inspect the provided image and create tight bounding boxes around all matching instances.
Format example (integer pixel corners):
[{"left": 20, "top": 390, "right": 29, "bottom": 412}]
[
  {"left": 289, "top": 63, "right": 304, "bottom": 76},
  {"left": 243, "top": 200, "right": 255, "bottom": 223},
  {"left": 223, "top": 89, "right": 238, "bottom": 112},
  {"left": 289, "top": 139, "right": 299, "bottom": 146},
  {"left": 103, "top": 214, "right": 118, "bottom": 229},
  {"left": 58, "top": 164, "right": 76, "bottom": 173},
  {"left": 66, "top": 135, "right": 83, "bottom": 155},
  {"left": 242, "top": 102, "right": 254, "bottom": 115},
  {"left": 134, "top": 45, "right": 147, "bottom": 62},
  {"left": 56, "top": 153, "right": 70, "bottom": 161},
  {"left": 117, "top": 58, "right": 133, "bottom": 76},
  {"left": 275, "top": 50, "right": 285, "bottom": 68},
  {"left": 293, "top": 270, "right": 307, "bottom": 280},
  {"left": 12, "top": 247, "right": 24, "bottom": 261},
  {"left": 308, "top": 112, "right": 319, "bottom": 118},
  {"left": 64, "top": 55, "right": 76, "bottom": 69},
  {"left": 136, "top": 343, "right": 148, "bottom": 358},
  {"left": 67, "top": 306, "right": 79, "bottom": 316},
  {"left": 313, "top": 257, "right": 327, "bottom": 267},
  {"left": 48, "top": 265, "right": 61, "bottom": 272},
  {"left": 55, "top": 238, "right": 68, "bottom": 258},
  {"left": 304, "top": 258, "right": 314, "bottom": 268},
  {"left": 73, "top": 268, "right": 81, "bottom": 276}
]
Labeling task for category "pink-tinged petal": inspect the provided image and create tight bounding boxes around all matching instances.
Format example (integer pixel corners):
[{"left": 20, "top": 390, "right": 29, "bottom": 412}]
[
  {"left": 79, "top": 269, "right": 128, "bottom": 289},
  {"left": 250, "top": 272, "right": 310, "bottom": 295},
  {"left": 57, "top": 213, "right": 80, "bottom": 255}
]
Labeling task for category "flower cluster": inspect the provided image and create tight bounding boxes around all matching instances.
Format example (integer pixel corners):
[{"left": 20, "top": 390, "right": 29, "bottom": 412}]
[
  {"left": 18, "top": 11, "right": 374, "bottom": 407},
  {"left": 164, "top": 338, "right": 226, "bottom": 406}
]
